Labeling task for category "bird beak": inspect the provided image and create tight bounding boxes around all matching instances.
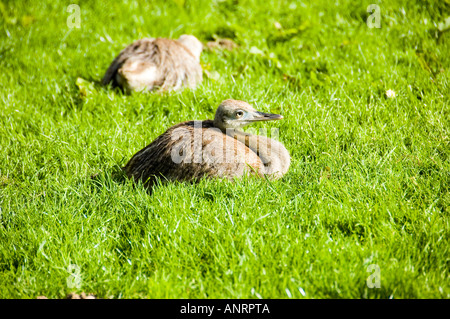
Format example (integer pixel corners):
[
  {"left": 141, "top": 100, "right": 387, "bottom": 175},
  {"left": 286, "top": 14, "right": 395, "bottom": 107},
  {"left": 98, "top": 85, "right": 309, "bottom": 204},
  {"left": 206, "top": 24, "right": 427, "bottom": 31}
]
[{"left": 248, "top": 111, "right": 284, "bottom": 122}]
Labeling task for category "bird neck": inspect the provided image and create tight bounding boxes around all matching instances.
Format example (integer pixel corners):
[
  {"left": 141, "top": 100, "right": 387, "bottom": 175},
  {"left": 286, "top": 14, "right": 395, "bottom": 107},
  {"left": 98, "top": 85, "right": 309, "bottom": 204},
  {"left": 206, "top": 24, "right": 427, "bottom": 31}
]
[{"left": 226, "top": 128, "right": 290, "bottom": 178}]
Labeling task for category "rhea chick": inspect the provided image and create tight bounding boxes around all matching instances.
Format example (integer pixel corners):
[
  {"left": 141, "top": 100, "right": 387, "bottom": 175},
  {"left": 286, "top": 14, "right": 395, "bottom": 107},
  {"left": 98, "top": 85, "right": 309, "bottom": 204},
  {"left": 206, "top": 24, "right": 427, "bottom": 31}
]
[
  {"left": 102, "top": 35, "right": 203, "bottom": 93},
  {"left": 123, "top": 99, "right": 291, "bottom": 188}
]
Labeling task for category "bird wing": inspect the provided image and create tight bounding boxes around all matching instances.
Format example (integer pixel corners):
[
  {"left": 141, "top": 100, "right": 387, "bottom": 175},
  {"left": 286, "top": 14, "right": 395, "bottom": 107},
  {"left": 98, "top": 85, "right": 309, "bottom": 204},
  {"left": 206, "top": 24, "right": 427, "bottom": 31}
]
[{"left": 123, "top": 121, "right": 264, "bottom": 188}]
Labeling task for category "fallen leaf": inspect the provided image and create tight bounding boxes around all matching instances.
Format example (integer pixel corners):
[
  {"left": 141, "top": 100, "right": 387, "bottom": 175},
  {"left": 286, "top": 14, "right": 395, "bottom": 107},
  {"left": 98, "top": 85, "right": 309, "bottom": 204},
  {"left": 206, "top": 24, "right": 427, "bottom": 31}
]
[
  {"left": 437, "top": 16, "right": 450, "bottom": 32},
  {"left": 385, "top": 89, "right": 396, "bottom": 98},
  {"left": 249, "top": 46, "right": 264, "bottom": 55},
  {"left": 203, "top": 69, "right": 221, "bottom": 81},
  {"left": 21, "top": 15, "right": 35, "bottom": 27},
  {"left": 274, "top": 21, "right": 282, "bottom": 30},
  {"left": 206, "top": 38, "right": 238, "bottom": 51},
  {"left": 75, "top": 77, "right": 96, "bottom": 97},
  {"left": 67, "top": 292, "right": 96, "bottom": 299},
  {"left": 320, "top": 166, "right": 331, "bottom": 182}
]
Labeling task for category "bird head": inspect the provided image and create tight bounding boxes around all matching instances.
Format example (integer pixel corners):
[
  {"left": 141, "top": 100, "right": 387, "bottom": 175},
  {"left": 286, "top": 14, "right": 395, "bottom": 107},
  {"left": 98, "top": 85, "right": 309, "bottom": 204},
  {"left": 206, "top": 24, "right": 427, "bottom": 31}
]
[
  {"left": 213, "top": 99, "right": 283, "bottom": 131},
  {"left": 178, "top": 34, "right": 203, "bottom": 61}
]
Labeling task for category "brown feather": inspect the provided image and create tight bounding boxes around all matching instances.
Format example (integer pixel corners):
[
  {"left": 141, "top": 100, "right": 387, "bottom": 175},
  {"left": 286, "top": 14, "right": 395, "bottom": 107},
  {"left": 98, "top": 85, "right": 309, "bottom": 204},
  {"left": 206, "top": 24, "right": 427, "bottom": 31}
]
[
  {"left": 123, "top": 120, "right": 264, "bottom": 188},
  {"left": 123, "top": 99, "right": 291, "bottom": 189},
  {"left": 102, "top": 36, "right": 202, "bottom": 92}
]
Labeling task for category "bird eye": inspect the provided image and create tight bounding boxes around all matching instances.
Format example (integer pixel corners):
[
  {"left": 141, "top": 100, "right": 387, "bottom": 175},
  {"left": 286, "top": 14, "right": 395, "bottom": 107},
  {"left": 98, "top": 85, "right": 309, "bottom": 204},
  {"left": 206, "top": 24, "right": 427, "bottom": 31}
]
[{"left": 235, "top": 110, "right": 244, "bottom": 118}]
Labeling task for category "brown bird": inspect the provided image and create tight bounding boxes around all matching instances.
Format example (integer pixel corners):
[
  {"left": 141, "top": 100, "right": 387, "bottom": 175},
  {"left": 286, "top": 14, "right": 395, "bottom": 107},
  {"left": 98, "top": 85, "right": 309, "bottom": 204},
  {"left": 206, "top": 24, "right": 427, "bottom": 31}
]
[
  {"left": 123, "top": 99, "right": 291, "bottom": 188},
  {"left": 102, "top": 35, "right": 203, "bottom": 93}
]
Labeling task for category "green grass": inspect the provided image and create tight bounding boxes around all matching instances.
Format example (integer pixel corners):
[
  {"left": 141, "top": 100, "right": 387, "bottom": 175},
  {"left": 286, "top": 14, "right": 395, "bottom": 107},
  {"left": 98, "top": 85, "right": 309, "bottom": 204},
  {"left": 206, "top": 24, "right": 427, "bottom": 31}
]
[{"left": 0, "top": 0, "right": 449, "bottom": 299}]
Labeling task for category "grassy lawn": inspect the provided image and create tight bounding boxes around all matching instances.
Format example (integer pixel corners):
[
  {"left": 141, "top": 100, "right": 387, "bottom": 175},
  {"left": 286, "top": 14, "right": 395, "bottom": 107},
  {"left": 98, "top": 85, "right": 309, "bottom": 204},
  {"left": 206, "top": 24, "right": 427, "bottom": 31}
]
[{"left": 0, "top": 0, "right": 449, "bottom": 299}]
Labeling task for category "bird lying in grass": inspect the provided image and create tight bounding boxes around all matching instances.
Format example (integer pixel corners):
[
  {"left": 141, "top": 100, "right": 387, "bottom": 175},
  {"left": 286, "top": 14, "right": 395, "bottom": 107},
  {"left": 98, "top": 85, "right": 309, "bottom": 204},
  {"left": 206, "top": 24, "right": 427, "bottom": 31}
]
[
  {"left": 123, "top": 99, "right": 290, "bottom": 188},
  {"left": 102, "top": 35, "right": 203, "bottom": 93}
]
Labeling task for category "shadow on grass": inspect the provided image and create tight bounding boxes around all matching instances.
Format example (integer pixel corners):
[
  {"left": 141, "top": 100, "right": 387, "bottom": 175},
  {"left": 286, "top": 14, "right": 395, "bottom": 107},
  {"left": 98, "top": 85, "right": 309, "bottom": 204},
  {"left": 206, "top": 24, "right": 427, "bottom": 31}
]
[
  {"left": 89, "top": 164, "right": 129, "bottom": 190},
  {"left": 88, "top": 164, "right": 167, "bottom": 195}
]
